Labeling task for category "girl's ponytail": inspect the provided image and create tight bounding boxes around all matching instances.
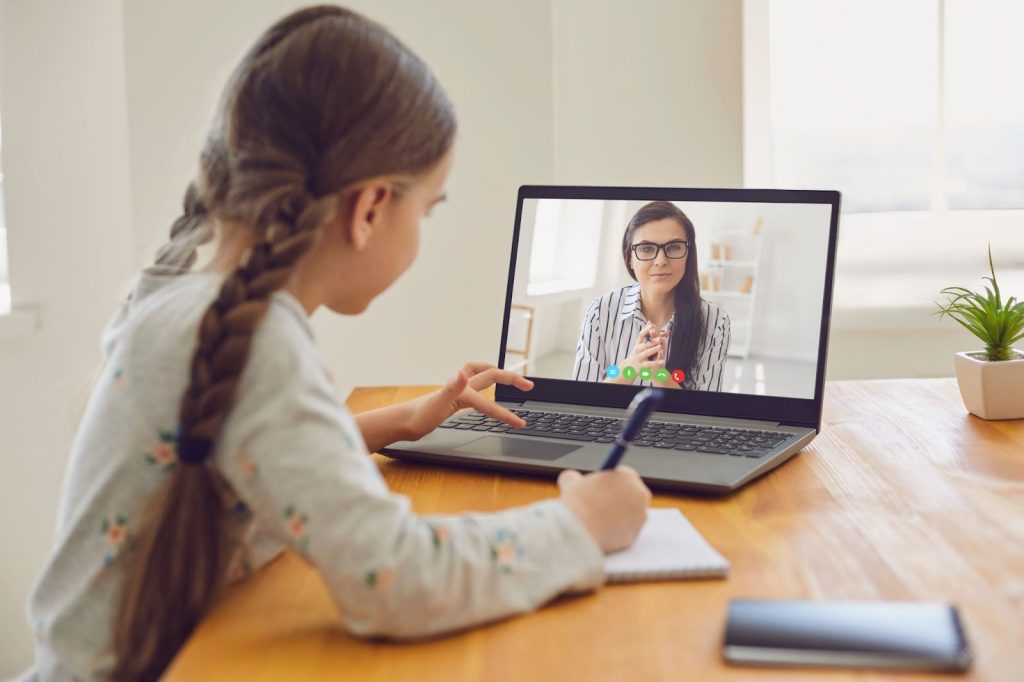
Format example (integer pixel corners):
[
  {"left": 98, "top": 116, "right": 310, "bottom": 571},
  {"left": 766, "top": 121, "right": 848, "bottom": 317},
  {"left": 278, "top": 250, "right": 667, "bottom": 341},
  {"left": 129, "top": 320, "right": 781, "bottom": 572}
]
[
  {"left": 109, "top": 5, "right": 455, "bottom": 678},
  {"left": 110, "top": 192, "right": 333, "bottom": 681},
  {"left": 109, "top": 455, "right": 233, "bottom": 680}
]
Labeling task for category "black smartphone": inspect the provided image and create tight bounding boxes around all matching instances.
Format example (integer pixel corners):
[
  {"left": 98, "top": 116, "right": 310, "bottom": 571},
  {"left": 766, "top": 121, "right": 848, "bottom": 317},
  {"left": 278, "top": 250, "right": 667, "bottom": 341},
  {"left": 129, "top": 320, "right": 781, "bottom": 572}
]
[{"left": 723, "top": 599, "right": 973, "bottom": 672}]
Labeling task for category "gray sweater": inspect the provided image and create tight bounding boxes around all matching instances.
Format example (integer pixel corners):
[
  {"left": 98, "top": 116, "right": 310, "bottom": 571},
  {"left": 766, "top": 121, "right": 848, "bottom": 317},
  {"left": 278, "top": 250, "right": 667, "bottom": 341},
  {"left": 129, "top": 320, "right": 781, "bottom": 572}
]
[{"left": 19, "top": 269, "right": 604, "bottom": 681}]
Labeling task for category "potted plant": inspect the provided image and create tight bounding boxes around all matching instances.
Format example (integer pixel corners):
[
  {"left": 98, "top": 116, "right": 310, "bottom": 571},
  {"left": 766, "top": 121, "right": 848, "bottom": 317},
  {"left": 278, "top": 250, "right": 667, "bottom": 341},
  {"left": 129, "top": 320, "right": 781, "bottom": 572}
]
[{"left": 935, "top": 246, "right": 1024, "bottom": 420}]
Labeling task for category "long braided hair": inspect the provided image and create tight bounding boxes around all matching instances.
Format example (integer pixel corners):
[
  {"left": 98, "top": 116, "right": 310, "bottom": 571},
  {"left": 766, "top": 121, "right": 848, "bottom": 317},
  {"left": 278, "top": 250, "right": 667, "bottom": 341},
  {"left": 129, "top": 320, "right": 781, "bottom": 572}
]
[{"left": 110, "top": 6, "right": 456, "bottom": 679}]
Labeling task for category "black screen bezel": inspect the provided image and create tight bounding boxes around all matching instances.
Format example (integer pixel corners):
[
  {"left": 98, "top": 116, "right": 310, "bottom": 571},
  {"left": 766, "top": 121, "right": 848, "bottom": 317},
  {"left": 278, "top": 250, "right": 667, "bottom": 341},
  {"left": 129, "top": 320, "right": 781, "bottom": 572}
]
[{"left": 495, "top": 185, "right": 841, "bottom": 432}]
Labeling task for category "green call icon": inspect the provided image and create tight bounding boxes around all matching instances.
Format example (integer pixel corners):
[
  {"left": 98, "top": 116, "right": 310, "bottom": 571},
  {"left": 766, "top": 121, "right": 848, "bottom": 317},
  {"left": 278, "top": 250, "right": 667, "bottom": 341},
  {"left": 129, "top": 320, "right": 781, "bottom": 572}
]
[
  {"left": 655, "top": 368, "right": 670, "bottom": 382},
  {"left": 622, "top": 365, "right": 637, "bottom": 380}
]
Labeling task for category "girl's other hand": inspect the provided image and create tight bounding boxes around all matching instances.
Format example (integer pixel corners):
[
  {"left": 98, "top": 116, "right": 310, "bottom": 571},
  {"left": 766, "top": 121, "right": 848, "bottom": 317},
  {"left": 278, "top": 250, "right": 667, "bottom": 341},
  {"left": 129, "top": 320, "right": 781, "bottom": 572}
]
[{"left": 406, "top": 362, "right": 534, "bottom": 440}]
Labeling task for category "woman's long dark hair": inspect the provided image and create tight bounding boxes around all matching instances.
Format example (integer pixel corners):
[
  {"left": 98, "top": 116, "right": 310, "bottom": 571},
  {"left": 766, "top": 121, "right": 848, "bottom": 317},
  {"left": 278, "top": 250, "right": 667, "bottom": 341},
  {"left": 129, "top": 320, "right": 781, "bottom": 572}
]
[{"left": 621, "top": 201, "right": 703, "bottom": 383}]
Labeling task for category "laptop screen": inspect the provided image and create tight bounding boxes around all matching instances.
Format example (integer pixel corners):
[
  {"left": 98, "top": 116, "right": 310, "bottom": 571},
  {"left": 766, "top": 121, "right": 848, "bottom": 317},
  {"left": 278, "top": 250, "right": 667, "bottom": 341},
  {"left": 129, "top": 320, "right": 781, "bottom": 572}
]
[{"left": 501, "top": 188, "right": 837, "bottom": 404}]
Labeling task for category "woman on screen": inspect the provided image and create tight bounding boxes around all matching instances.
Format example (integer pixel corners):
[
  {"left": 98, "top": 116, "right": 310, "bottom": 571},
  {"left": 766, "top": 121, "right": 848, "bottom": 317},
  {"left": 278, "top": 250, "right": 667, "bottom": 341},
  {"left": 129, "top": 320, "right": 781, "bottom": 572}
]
[{"left": 572, "top": 201, "right": 730, "bottom": 390}]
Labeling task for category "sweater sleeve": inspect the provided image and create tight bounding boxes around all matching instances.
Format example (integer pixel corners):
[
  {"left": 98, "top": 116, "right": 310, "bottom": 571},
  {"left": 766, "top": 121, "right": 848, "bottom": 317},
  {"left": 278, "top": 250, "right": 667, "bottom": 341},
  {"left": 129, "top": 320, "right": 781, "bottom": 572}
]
[{"left": 215, "top": 315, "right": 605, "bottom": 640}]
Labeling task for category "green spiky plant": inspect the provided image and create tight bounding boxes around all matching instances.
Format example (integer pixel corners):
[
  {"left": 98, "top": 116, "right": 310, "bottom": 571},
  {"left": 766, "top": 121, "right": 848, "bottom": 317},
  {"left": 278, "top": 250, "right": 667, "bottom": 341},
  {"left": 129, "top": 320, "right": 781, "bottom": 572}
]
[{"left": 935, "top": 245, "right": 1024, "bottom": 362}]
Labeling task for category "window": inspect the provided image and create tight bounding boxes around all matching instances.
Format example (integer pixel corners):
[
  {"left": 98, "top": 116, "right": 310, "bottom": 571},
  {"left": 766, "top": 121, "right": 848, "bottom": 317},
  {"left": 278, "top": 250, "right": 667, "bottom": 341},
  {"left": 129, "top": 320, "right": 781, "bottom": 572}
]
[
  {"left": 526, "top": 199, "right": 603, "bottom": 296},
  {"left": 746, "top": 0, "right": 1024, "bottom": 310},
  {"left": 0, "top": 115, "right": 9, "bottom": 315}
]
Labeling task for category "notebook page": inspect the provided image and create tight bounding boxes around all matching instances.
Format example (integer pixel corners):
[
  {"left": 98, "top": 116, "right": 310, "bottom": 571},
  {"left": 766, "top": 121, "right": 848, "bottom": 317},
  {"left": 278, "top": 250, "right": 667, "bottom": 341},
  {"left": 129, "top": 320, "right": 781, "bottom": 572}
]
[{"left": 604, "top": 508, "right": 729, "bottom": 582}]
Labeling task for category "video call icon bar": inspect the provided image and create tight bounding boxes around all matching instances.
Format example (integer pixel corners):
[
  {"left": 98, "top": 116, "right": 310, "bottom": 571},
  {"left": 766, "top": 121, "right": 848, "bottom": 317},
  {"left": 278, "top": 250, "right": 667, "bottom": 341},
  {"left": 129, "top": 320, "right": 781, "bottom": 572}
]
[{"left": 605, "top": 365, "right": 687, "bottom": 384}]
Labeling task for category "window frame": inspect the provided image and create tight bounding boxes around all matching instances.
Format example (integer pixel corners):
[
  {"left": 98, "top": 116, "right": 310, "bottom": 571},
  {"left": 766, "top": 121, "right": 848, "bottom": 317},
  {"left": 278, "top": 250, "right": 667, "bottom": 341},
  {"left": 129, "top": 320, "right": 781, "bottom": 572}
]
[
  {"left": 0, "top": 115, "right": 9, "bottom": 316},
  {"left": 743, "top": 0, "right": 1024, "bottom": 322}
]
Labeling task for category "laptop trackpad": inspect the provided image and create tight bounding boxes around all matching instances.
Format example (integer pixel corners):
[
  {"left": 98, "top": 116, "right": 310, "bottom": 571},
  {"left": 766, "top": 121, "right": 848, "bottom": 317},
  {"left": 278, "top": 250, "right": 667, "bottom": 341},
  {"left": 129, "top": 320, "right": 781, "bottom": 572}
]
[{"left": 455, "top": 436, "right": 580, "bottom": 461}]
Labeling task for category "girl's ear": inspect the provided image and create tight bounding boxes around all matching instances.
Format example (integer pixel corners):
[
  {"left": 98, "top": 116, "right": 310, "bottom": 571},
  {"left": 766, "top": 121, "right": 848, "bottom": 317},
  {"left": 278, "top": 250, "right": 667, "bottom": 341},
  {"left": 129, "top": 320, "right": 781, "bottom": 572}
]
[{"left": 334, "top": 180, "right": 393, "bottom": 250}]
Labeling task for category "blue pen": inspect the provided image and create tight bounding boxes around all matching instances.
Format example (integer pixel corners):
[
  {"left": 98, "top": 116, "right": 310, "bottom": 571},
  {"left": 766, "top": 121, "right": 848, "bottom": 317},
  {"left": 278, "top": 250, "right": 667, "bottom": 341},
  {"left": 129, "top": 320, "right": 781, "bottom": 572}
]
[{"left": 600, "top": 388, "right": 666, "bottom": 470}]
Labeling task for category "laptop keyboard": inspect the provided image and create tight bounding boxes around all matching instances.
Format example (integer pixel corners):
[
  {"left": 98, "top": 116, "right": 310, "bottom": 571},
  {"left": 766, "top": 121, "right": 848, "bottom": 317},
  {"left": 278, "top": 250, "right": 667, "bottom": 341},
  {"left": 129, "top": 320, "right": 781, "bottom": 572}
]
[{"left": 440, "top": 409, "right": 792, "bottom": 458}]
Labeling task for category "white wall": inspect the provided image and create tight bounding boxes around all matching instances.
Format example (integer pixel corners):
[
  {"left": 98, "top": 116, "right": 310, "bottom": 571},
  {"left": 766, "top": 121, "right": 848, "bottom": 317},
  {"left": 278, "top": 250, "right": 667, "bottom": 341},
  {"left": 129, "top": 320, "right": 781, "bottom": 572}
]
[
  {"left": 0, "top": 0, "right": 136, "bottom": 673},
  {"left": 552, "top": 0, "right": 743, "bottom": 186},
  {"left": 122, "top": 0, "right": 292, "bottom": 268}
]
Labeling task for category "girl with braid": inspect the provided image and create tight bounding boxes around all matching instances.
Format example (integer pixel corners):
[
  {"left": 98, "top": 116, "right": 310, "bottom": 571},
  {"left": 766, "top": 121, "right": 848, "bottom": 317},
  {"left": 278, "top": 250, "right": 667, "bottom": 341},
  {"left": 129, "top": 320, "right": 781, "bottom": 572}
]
[{"left": 20, "top": 6, "right": 650, "bottom": 681}]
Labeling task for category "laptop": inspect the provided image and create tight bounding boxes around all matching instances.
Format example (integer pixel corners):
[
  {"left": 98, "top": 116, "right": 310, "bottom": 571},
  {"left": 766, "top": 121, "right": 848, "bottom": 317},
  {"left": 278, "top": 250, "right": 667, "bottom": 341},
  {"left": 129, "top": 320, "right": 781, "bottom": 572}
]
[{"left": 382, "top": 185, "right": 841, "bottom": 493}]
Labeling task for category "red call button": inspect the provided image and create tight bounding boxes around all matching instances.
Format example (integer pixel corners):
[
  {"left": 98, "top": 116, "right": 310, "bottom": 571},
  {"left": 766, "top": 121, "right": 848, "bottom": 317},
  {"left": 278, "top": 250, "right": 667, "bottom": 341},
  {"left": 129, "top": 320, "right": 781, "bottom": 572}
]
[{"left": 671, "top": 369, "right": 686, "bottom": 383}]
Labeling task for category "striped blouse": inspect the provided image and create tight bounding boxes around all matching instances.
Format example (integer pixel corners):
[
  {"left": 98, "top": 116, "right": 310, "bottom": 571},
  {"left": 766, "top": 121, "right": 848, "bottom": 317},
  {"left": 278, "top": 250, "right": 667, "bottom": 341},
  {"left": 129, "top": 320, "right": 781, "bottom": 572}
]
[{"left": 572, "top": 283, "right": 731, "bottom": 390}]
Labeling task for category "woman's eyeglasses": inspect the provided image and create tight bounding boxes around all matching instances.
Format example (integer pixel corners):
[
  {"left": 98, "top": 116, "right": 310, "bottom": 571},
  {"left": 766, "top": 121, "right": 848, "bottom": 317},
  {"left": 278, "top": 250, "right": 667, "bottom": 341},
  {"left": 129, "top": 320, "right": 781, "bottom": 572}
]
[{"left": 631, "top": 240, "right": 689, "bottom": 261}]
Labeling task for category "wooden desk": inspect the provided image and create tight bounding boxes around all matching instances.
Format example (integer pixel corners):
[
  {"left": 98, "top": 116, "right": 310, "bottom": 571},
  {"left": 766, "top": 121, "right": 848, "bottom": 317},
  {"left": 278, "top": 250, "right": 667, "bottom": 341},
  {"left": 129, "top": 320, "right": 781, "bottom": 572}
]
[{"left": 166, "top": 379, "right": 1023, "bottom": 681}]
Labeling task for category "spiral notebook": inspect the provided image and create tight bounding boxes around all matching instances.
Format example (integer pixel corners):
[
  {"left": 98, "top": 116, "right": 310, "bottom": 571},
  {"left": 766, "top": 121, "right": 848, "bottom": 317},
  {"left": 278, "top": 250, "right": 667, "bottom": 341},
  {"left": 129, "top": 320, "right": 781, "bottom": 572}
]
[{"left": 604, "top": 508, "right": 730, "bottom": 583}]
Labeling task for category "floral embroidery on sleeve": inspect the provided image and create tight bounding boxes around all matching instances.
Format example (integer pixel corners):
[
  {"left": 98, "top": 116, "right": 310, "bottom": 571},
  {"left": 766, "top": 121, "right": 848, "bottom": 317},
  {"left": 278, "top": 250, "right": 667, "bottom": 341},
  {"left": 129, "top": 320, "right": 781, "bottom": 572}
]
[
  {"left": 364, "top": 568, "right": 395, "bottom": 589},
  {"left": 239, "top": 455, "right": 258, "bottom": 479},
  {"left": 100, "top": 515, "right": 129, "bottom": 566},
  {"left": 491, "top": 528, "right": 526, "bottom": 574},
  {"left": 233, "top": 440, "right": 258, "bottom": 480},
  {"left": 429, "top": 522, "right": 450, "bottom": 550},
  {"left": 144, "top": 427, "right": 178, "bottom": 471},
  {"left": 283, "top": 505, "right": 310, "bottom": 553}
]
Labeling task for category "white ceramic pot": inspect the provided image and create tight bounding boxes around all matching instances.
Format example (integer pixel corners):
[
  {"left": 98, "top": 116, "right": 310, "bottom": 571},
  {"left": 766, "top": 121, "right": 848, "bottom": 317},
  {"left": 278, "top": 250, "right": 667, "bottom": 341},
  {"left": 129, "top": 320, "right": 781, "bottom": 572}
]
[{"left": 954, "top": 350, "right": 1024, "bottom": 420}]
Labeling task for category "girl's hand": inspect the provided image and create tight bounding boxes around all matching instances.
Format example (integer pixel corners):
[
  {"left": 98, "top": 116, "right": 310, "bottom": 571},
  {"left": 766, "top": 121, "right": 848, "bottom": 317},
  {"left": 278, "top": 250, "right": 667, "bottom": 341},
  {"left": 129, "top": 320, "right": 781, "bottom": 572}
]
[{"left": 406, "top": 362, "right": 535, "bottom": 440}]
